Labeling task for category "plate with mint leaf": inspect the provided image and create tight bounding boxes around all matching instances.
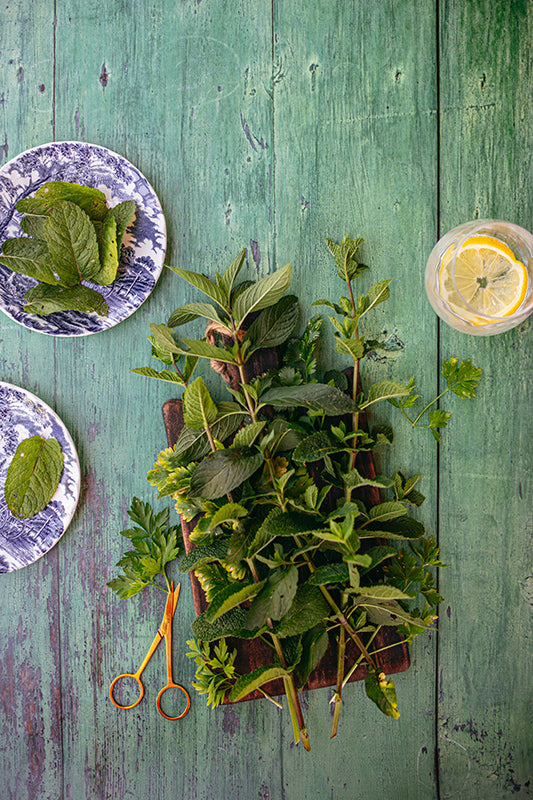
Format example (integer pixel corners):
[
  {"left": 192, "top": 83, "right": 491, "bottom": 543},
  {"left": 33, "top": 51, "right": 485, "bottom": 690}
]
[
  {"left": 0, "top": 382, "right": 81, "bottom": 572},
  {"left": 0, "top": 141, "right": 166, "bottom": 335}
]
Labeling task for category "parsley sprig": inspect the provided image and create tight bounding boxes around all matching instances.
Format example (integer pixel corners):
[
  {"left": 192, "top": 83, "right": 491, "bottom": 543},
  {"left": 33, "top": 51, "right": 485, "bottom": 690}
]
[{"left": 107, "top": 498, "right": 182, "bottom": 598}]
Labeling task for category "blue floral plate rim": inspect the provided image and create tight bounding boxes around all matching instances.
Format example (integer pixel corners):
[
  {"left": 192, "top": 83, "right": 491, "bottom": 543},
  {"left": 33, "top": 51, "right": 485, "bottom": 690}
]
[
  {"left": 0, "top": 381, "right": 81, "bottom": 572},
  {"left": 0, "top": 140, "right": 166, "bottom": 336}
]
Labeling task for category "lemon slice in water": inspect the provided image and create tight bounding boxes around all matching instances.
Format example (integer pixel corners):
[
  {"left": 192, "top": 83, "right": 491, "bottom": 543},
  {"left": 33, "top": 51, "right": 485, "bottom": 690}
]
[{"left": 439, "top": 235, "right": 529, "bottom": 325}]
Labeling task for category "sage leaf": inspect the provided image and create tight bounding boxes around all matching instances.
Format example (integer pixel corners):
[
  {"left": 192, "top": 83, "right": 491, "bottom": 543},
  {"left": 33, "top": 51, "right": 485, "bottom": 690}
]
[
  {"left": 17, "top": 181, "right": 108, "bottom": 221},
  {"left": 190, "top": 448, "right": 264, "bottom": 499},
  {"left": 205, "top": 580, "right": 266, "bottom": 623},
  {"left": 355, "top": 585, "right": 414, "bottom": 601},
  {"left": 24, "top": 283, "right": 108, "bottom": 316},
  {"left": 259, "top": 383, "right": 357, "bottom": 415},
  {"left": 92, "top": 213, "right": 119, "bottom": 285},
  {"left": 232, "top": 262, "right": 292, "bottom": 327},
  {"left": 44, "top": 200, "right": 100, "bottom": 283},
  {"left": 5, "top": 435, "right": 64, "bottom": 518},
  {"left": 0, "top": 238, "right": 60, "bottom": 285},
  {"left": 275, "top": 583, "right": 330, "bottom": 638},
  {"left": 183, "top": 377, "right": 218, "bottom": 431},
  {"left": 365, "top": 668, "right": 400, "bottom": 719},
  {"left": 242, "top": 294, "right": 299, "bottom": 353},
  {"left": 228, "top": 665, "right": 289, "bottom": 703}
]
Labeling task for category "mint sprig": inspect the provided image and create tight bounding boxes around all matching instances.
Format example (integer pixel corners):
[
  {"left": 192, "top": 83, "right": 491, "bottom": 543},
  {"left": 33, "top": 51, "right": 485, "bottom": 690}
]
[{"left": 4, "top": 435, "right": 64, "bottom": 518}]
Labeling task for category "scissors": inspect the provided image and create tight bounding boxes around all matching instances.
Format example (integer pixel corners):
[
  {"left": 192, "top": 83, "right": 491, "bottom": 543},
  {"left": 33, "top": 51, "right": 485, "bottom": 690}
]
[{"left": 109, "top": 582, "right": 191, "bottom": 720}]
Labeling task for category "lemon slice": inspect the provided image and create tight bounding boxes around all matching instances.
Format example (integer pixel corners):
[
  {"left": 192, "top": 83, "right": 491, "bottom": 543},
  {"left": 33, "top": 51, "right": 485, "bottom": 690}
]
[{"left": 439, "top": 235, "right": 529, "bottom": 325}]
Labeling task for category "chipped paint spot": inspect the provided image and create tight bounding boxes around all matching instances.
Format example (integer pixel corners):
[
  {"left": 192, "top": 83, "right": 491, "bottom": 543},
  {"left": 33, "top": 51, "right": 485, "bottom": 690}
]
[
  {"left": 38, "top": 84, "right": 45, "bottom": 93},
  {"left": 301, "top": 197, "right": 310, "bottom": 211},
  {"left": 240, "top": 113, "right": 267, "bottom": 152},
  {"left": 309, "top": 62, "right": 319, "bottom": 90},
  {"left": 17, "top": 66, "right": 24, "bottom": 84},
  {"left": 99, "top": 63, "right": 109, "bottom": 88},
  {"left": 225, "top": 202, "right": 232, "bottom": 226},
  {"left": 221, "top": 706, "right": 240, "bottom": 735},
  {"left": 519, "top": 575, "right": 533, "bottom": 607},
  {"left": 250, "top": 239, "right": 260, "bottom": 270}
]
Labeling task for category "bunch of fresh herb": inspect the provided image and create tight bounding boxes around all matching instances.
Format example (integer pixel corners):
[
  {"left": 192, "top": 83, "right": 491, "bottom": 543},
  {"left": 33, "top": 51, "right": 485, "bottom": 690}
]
[
  {"left": 135, "top": 236, "right": 482, "bottom": 750},
  {"left": 107, "top": 498, "right": 182, "bottom": 597},
  {"left": 0, "top": 181, "right": 136, "bottom": 316},
  {"left": 4, "top": 435, "right": 64, "bottom": 518}
]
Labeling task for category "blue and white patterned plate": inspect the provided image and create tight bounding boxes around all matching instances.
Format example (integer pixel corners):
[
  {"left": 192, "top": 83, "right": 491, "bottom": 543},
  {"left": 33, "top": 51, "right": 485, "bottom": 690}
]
[
  {"left": 0, "top": 141, "right": 166, "bottom": 336},
  {"left": 0, "top": 382, "right": 81, "bottom": 572}
]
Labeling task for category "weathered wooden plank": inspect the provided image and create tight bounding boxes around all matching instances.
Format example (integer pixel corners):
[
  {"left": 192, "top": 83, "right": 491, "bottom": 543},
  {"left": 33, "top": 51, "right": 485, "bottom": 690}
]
[
  {"left": 0, "top": 5, "right": 65, "bottom": 800},
  {"left": 51, "top": 1, "right": 280, "bottom": 798},
  {"left": 438, "top": 0, "right": 533, "bottom": 797},
  {"left": 272, "top": 1, "right": 439, "bottom": 797}
]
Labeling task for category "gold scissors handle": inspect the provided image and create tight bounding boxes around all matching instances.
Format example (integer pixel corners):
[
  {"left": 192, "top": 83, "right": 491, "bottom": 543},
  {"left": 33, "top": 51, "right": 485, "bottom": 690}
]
[
  {"left": 109, "top": 625, "right": 165, "bottom": 709},
  {"left": 155, "top": 584, "right": 191, "bottom": 720},
  {"left": 109, "top": 583, "right": 190, "bottom": 719}
]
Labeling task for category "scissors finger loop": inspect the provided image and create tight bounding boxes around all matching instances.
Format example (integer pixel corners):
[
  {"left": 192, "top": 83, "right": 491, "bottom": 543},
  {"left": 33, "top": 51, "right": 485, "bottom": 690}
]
[
  {"left": 109, "top": 673, "right": 144, "bottom": 710},
  {"left": 156, "top": 682, "right": 191, "bottom": 720}
]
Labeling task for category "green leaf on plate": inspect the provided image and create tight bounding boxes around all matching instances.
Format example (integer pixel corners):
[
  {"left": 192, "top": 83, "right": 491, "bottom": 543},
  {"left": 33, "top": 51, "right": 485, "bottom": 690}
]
[
  {"left": 23, "top": 283, "right": 109, "bottom": 316},
  {"left": 4, "top": 435, "right": 64, "bottom": 518},
  {"left": 0, "top": 237, "right": 60, "bottom": 285},
  {"left": 17, "top": 181, "right": 109, "bottom": 221},
  {"left": 92, "top": 213, "right": 119, "bottom": 285},
  {"left": 44, "top": 200, "right": 101, "bottom": 284}
]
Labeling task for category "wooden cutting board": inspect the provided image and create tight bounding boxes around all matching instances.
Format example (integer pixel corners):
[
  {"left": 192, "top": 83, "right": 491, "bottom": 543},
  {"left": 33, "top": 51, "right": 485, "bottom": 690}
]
[{"left": 162, "top": 395, "right": 410, "bottom": 703}]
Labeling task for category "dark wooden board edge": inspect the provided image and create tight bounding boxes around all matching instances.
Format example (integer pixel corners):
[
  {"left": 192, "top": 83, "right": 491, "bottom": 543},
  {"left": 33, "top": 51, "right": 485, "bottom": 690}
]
[{"left": 162, "top": 397, "right": 410, "bottom": 703}]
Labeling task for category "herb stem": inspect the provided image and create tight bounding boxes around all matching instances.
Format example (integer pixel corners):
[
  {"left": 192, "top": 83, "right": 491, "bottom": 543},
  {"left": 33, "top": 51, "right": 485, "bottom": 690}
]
[
  {"left": 410, "top": 386, "right": 450, "bottom": 427},
  {"left": 330, "top": 624, "right": 346, "bottom": 738}
]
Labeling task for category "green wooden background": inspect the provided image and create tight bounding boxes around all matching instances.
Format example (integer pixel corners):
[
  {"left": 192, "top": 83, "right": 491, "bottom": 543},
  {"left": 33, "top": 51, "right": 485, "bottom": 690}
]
[{"left": 0, "top": 1, "right": 531, "bottom": 798}]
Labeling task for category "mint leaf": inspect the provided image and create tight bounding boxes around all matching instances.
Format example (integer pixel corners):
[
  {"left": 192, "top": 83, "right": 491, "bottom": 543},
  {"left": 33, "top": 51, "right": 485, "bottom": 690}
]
[
  {"left": 205, "top": 580, "right": 266, "bottom": 623},
  {"left": 183, "top": 377, "right": 218, "bottom": 431},
  {"left": 24, "top": 283, "right": 108, "bottom": 316},
  {"left": 0, "top": 238, "right": 60, "bottom": 285},
  {"left": 232, "top": 263, "right": 292, "bottom": 328},
  {"left": 130, "top": 367, "right": 187, "bottom": 385},
  {"left": 19, "top": 215, "right": 47, "bottom": 240},
  {"left": 44, "top": 200, "right": 100, "bottom": 284},
  {"left": 228, "top": 665, "right": 289, "bottom": 702},
  {"left": 167, "top": 266, "right": 227, "bottom": 308},
  {"left": 242, "top": 294, "right": 299, "bottom": 353},
  {"left": 190, "top": 448, "right": 264, "bottom": 500},
  {"left": 275, "top": 582, "right": 330, "bottom": 638},
  {"left": 17, "top": 181, "right": 109, "bottom": 221},
  {"left": 259, "top": 383, "right": 357, "bottom": 416},
  {"left": 217, "top": 249, "right": 246, "bottom": 300},
  {"left": 168, "top": 302, "right": 227, "bottom": 328},
  {"left": 108, "top": 199, "right": 136, "bottom": 242},
  {"left": 4, "top": 435, "right": 64, "bottom": 518},
  {"left": 244, "top": 567, "right": 299, "bottom": 629},
  {"left": 325, "top": 235, "right": 367, "bottom": 281}
]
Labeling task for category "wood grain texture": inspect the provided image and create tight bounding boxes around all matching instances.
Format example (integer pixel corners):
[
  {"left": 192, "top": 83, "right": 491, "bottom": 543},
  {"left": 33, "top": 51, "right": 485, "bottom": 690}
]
[
  {"left": 0, "top": 0, "right": 530, "bottom": 798},
  {"left": 437, "top": 1, "right": 533, "bottom": 797}
]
